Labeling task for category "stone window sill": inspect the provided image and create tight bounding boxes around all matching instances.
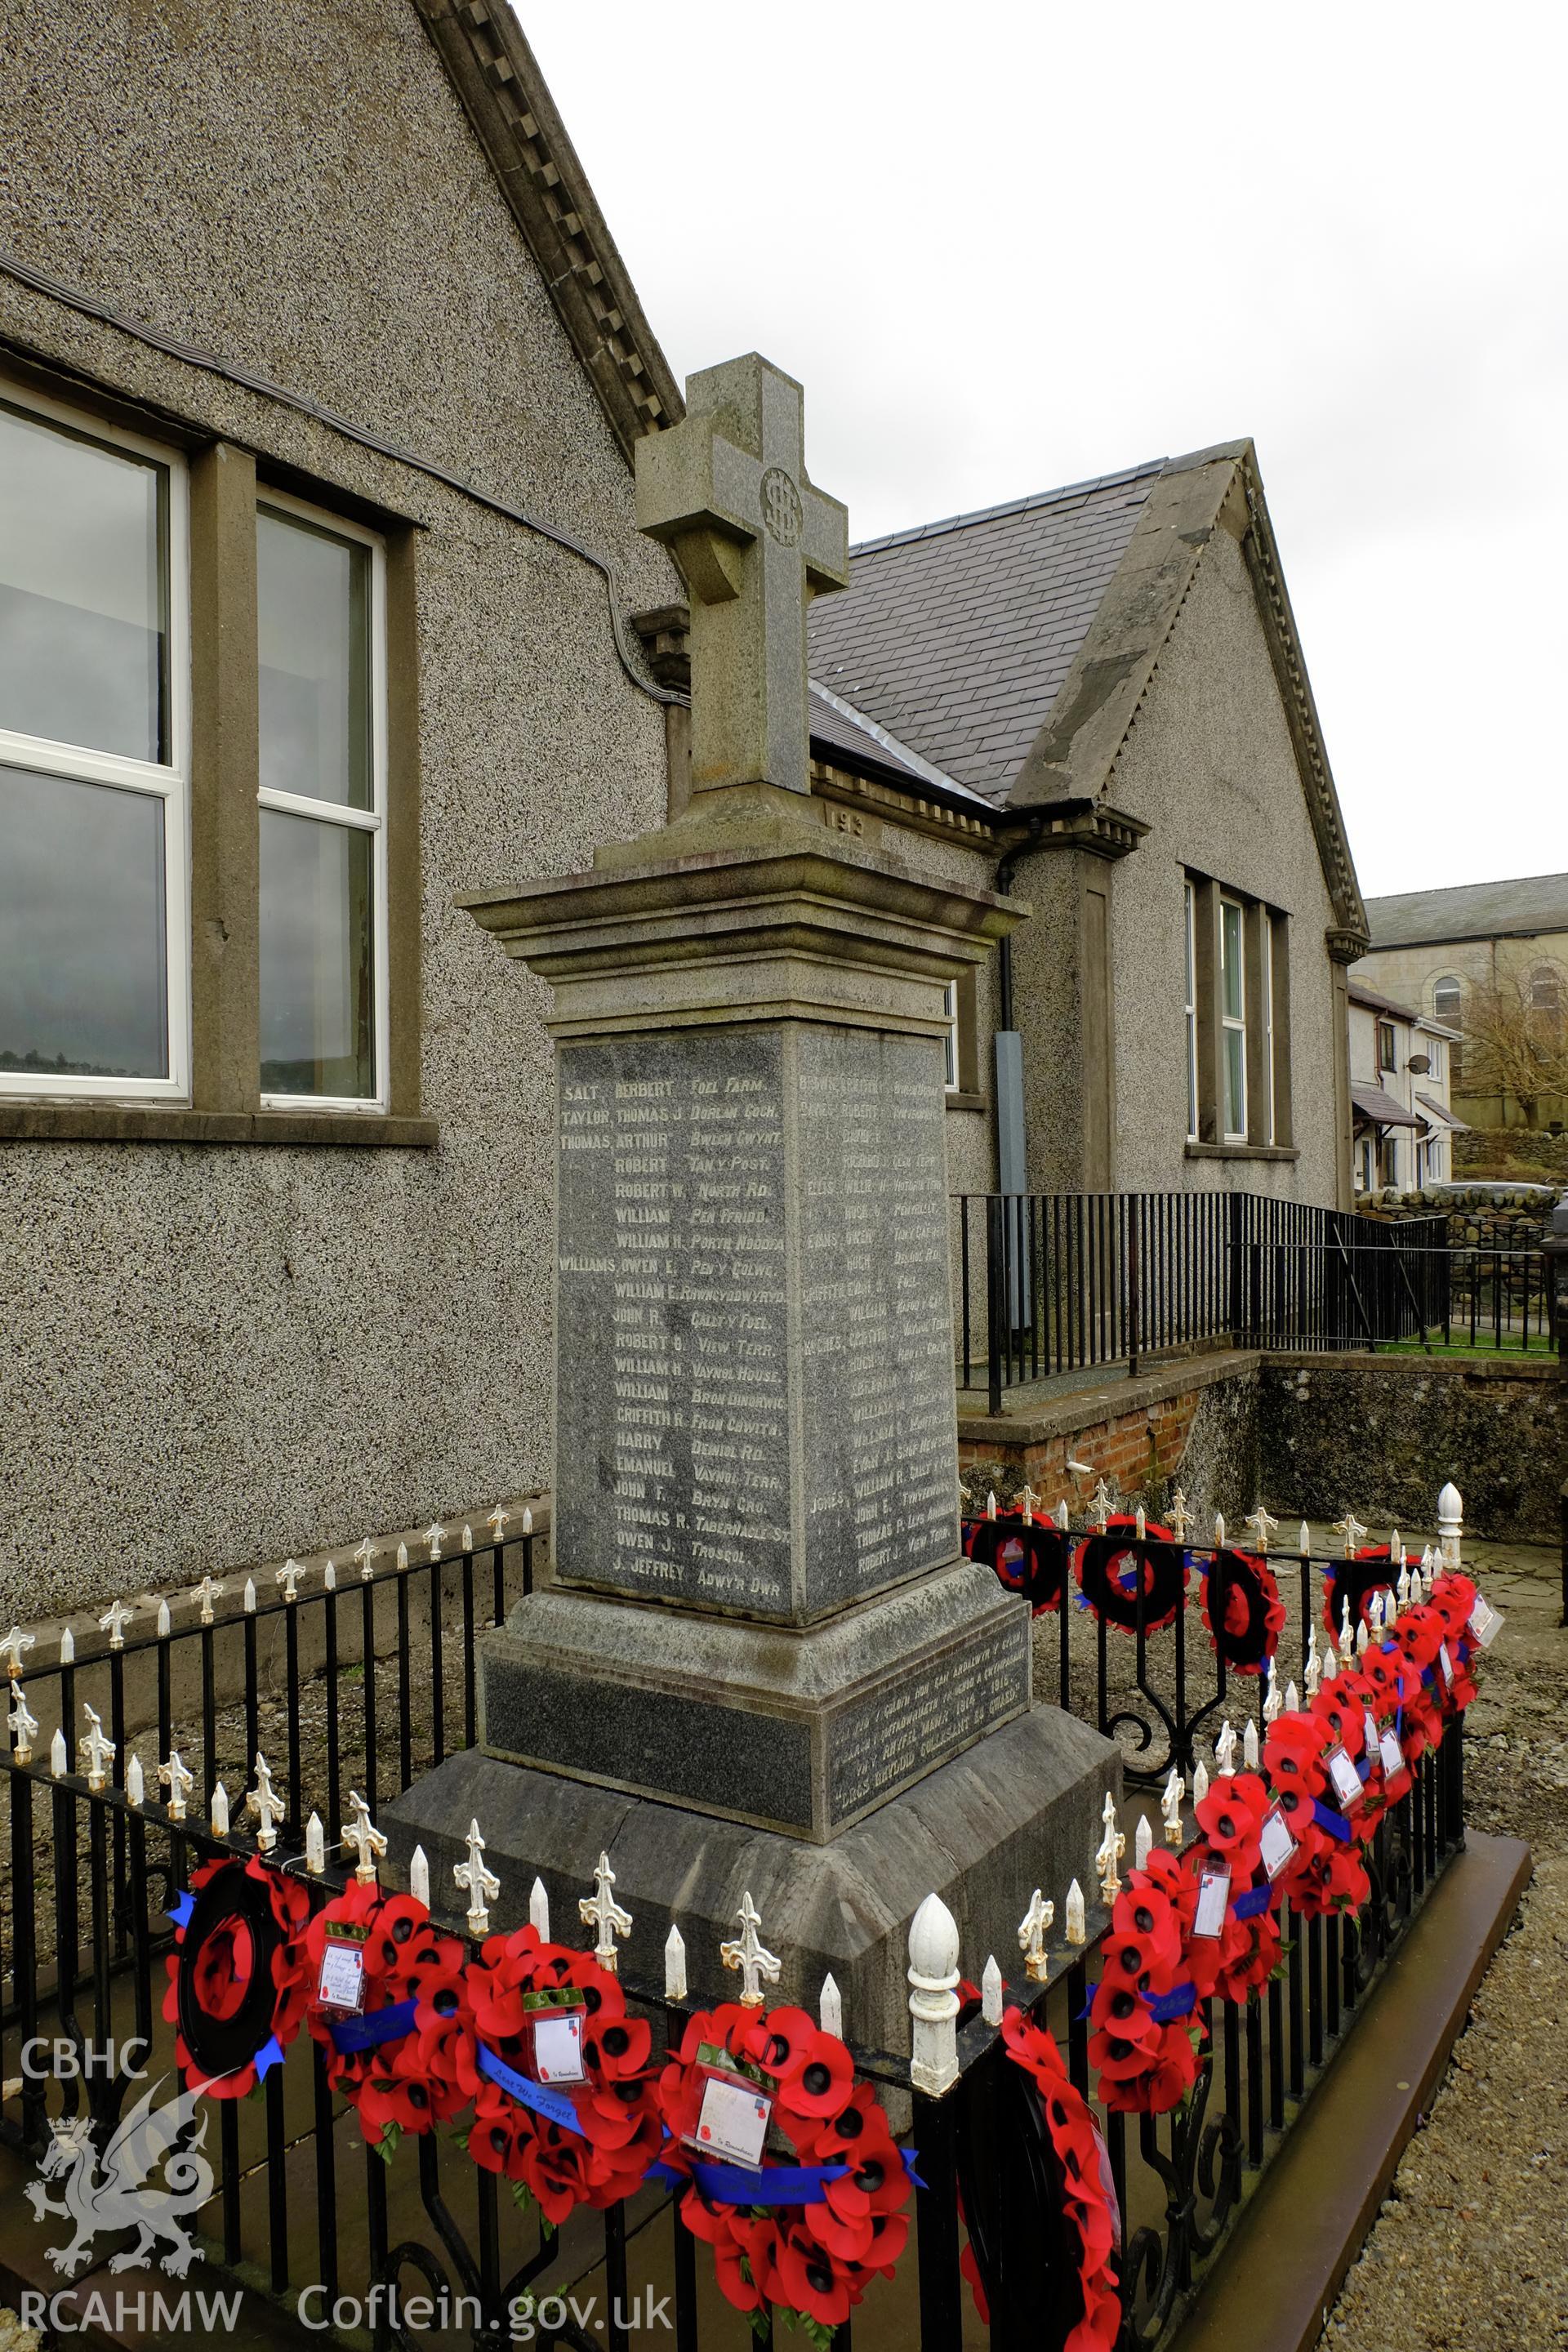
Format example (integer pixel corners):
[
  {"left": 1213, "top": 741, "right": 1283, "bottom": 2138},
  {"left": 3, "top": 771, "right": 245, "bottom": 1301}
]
[
  {"left": 1185, "top": 1140, "right": 1301, "bottom": 1162},
  {"left": 944, "top": 1090, "right": 987, "bottom": 1113},
  {"left": 0, "top": 1104, "right": 439, "bottom": 1147}
]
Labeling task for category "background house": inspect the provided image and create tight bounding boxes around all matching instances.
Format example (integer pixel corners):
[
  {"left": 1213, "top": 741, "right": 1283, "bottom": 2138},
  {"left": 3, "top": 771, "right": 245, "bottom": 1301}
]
[
  {"left": 806, "top": 450, "right": 1370, "bottom": 1208},
  {"left": 1359, "top": 873, "right": 1568, "bottom": 1143},
  {"left": 1346, "top": 979, "right": 1463, "bottom": 1193}
]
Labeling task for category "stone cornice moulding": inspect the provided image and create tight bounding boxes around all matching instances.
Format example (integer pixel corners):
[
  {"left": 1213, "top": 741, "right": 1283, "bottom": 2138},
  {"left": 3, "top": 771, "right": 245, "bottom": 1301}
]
[{"left": 416, "top": 1, "right": 684, "bottom": 466}]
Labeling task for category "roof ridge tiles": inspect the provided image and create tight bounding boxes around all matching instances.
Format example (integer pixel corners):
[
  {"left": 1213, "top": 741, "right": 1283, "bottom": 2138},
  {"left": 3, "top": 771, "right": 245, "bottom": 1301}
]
[{"left": 848, "top": 458, "right": 1168, "bottom": 557}]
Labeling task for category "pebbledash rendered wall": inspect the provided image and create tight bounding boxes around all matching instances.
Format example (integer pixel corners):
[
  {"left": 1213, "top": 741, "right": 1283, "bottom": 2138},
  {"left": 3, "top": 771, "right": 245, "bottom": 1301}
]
[
  {"left": 1106, "top": 524, "right": 1344, "bottom": 1205},
  {"left": 0, "top": 0, "right": 683, "bottom": 1615}
]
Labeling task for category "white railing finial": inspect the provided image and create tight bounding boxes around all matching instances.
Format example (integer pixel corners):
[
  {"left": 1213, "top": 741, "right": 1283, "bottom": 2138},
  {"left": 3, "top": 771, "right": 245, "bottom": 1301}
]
[
  {"left": 1437, "top": 1482, "right": 1463, "bottom": 1568},
  {"left": 908, "top": 1892, "right": 961, "bottom": 2096}
]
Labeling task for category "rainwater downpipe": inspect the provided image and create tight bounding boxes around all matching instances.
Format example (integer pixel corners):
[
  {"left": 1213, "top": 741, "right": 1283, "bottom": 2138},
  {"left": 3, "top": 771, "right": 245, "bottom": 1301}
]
[{"left": 992, "top": 816, "right": 1048, "bottom": 1196}]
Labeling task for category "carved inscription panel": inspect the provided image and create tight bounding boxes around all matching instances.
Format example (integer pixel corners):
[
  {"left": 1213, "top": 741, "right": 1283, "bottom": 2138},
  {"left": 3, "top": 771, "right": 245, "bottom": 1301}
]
[
  {"left": 827, "top": 1621, "right": 1027, "bottom": 1824},
  {"left": 798, "top": 1027, "right": 960, "bottom": 1607},
  {"left": 555, "top": 1024, "right": 960, "bottom": 1622},
  {"left": 556, "top": 1031, "right": 795, "bottom": 1615}
]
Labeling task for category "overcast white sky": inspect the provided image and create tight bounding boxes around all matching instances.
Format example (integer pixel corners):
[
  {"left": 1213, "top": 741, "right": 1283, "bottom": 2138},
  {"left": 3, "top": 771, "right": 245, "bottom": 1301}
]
[{"left": 521, "top": 2, "right": 1566, "bottom": 902}]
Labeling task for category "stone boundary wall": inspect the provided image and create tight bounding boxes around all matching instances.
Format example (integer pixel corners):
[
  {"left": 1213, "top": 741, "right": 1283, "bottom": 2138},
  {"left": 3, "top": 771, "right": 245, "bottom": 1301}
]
[
  {"left": 957, "top": 1345, "right": 1562, "bottom": 1544},
  {"left": 1257, "top": 1356, "right": 1563, "bottom": 1543},
  {"left": 1356, "top": 1184, "right": 1556, "bottom": 1252},
  {"left": 957, "top": 1351, "right": 1260, "bottom": 1523}
]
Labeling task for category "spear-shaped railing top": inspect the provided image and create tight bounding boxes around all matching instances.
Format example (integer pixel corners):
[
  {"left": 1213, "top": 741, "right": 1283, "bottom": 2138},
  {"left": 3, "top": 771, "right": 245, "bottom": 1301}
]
[
  {"left": 719, "top": 1890, "right": 780, "bottom": 2007},
  {"left": 580, "top": 1851, "right": 633, "bottom": 1975},
  {"left": 8, "top": 1682, "right": 38, "bottom": 1762},
  {"left": 341, "top": 1791, "right": 387, "bottom": 1883},
  {"left": 1016, "top": 1888, "right": 1054, "bottom": 1982},
  {"left": 2, "top": 1626, "right": 37, "bottom": 1679},
  {"left": 82, "top": 1704, "right": 115, "bottom": 1792},
  {"left": 454, "top": 1818, "right": 500, "bottom": 1937},
  {"left": 247, "top": 1751, "right": 286, "bottom": 1851},
  {"left": 1245, "top": 1505, "right": 1280, "bottom": 1554},
  {"left": 98, "top": 1599, "right": 135, "bottom": 1650}
]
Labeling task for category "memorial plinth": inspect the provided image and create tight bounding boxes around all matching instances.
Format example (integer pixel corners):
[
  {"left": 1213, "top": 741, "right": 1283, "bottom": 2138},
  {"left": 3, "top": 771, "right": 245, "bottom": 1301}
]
[{"left": 460, "top": 815, "right": 1033, "bottom": 1843}]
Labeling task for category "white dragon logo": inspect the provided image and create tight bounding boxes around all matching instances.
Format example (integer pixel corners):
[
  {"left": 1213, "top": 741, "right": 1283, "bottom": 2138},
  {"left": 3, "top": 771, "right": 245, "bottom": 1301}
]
[{"left": 24, "top": 2076, "right": 216, "bottom": 2277}]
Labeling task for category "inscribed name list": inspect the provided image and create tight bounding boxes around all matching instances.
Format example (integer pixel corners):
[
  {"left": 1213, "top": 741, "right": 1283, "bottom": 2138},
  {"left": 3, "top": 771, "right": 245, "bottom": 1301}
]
[
  {"left": 556, "top": 1031, "right": 793, "bottom": 1614},
  {"left": 554, "top": 1026, "right": 960, "bottom": 1620}
]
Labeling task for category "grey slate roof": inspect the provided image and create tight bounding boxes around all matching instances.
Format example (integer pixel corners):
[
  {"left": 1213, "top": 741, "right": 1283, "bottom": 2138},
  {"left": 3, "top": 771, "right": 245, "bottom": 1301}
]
[
  {"left": 1348, "top": 978, "right": 1419, "bottom": 1020},
  {"left": 806, "top": 461, "right": 1165, "bottom": 804},
  {"left": 1365, "top": 873, "right": 1568, "bottom": 950}
]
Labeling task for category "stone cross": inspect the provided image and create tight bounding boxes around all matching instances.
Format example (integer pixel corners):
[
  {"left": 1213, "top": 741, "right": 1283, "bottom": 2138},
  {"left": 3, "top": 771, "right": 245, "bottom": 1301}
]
[
  {"left": 580, "top": 1851, "right": 633, "bottom": 1976},
  {"left": 1161, "top": 1768, "right": 1185, "bottom": 1846},
  {"left": 246, "top": 1751, "right": 286, "bottom": 1851},
  {"left": 2, "top": 1626, "right": 36, "bottom": 1679},
  {"left": 194, "top": 1575, "right": 225, "bottom": 1627},
  {"left": 454, "top": 1818, "right": 500, "bottom": 1938},
  {"left": 1245, "top": 1506, "right": 1280, "bottom": 1554},
  {"left": 159, "top": 1750, "right": 194, "bottom": 1820},
  {"left": 1095, "top": 1791, "right": 1125, "bottom": 1905},
  {"left": 1016, "top": 1888, "right": 1054, "bottom": 1982},
  {"left": 719, "top": 1889, "right": 780, "bottom": 2007},
  {"left": 341, "top": 1791, "right": 386, "bottom": 1884},
  {"left": 98, "top": 1599, "right": 136, "bottom": 1649},
  {"left": 276, "top": 1560, "right": 304, "bottom": 1603},
  {"left": 635, "top": 354, "right": 849, "bottom": 798},
  {"left": 82, "top": 1704, "right": 115, "bottom": 1792}
]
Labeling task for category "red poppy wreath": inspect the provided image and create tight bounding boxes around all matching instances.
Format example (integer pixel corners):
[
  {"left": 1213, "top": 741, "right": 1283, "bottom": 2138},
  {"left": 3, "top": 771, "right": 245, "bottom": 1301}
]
[
  {"left": 464, "top": 1924, "right": 663, "bottom": 2225},
  {"left": 1076, "top": 1517, "right": 1187, "bottom": 1636},
  {"left": 656, "top": 2002, "right": 911, "bottom": 2349},
  {"left": 990, "top": 2007, "right": 1122, "bottom": 2352},
  {"left": 1199, "top": 1548, "right": 1285, "bottom": 1677},
  {"left": 164, "top": 1855, "right": 314, "bottom": 2099}
]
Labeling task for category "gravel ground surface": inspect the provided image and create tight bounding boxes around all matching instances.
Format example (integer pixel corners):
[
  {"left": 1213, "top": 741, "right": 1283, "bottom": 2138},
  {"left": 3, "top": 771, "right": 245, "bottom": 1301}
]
[{"left": 1317, "top": 1535, "right": 1568, "bottom": 2352}]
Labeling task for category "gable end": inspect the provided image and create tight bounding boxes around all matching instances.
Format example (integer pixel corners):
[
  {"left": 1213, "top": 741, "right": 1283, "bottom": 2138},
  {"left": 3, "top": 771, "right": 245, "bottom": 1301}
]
[{"left": 416, "top": 1, "right": 683, "bottom": 463}]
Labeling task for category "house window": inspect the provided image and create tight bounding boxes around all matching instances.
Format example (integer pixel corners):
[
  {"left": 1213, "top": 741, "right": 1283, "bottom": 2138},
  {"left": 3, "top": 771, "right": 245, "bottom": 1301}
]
[
  {"left": 1219, "top": 895, "right": 1246, "bottom": 1140},
  {"left": 256, "top": 495, "right": 387, "bottom": 1107},
  {"left": 1377, "top": 1020, "right": 1396, "bottom": 1073},
  {"left": 1183, "top": 882, "right": 1198, "bottom": 1140},
  {"left": 1425, "top": 1034, "right": 1445, "bottom": 1080},
  {"left": 1378, "top": 1134, "right": 1399, "bottom": 1187},
  {"left": 1432, "top": 976, "right": 1462, "bottom": 1084},
  {"left": 1356, "top": 1137, "right": 1374, "bottom": 1192},
  {"left": 0, "top": 388, "right": 189, "bottom": 1098}
]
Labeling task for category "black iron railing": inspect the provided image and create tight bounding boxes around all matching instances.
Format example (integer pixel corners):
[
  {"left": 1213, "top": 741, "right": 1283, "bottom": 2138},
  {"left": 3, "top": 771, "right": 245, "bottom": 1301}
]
[
  {"left": 1, "top": 1518, "right": 1468, "bottom": 2352},
  {"left": 951, "top": 1192, "right": 1498, "bottom": 1410}
]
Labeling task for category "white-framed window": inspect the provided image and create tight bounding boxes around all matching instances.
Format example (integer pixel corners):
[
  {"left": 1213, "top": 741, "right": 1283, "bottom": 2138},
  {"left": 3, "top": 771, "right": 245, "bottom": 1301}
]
[
  {"left": 256, "top": 490, "right": 387, "bottom": 1109},
  {"left": 1425, "top": 1034, "right": 1445, "bottom": 1080},
  {"left": 1259, "top": 915, "right": 1276, "bottom": 1147},
  {"left": 1183, "top": 880, "right": 1198, "bottom": 1139},
  {"left": 941, "top": 982, "right": 960, "bottom": 1092},
  {"left": 1219, "top": 894, "right": 1246, "bottom": 1140},
  {"left": 1377, "top": 1019, "right": 1396, "bottom": 1073},
  {"left": 0, "top": 383, "right": 189, "bottom": 1099}
]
